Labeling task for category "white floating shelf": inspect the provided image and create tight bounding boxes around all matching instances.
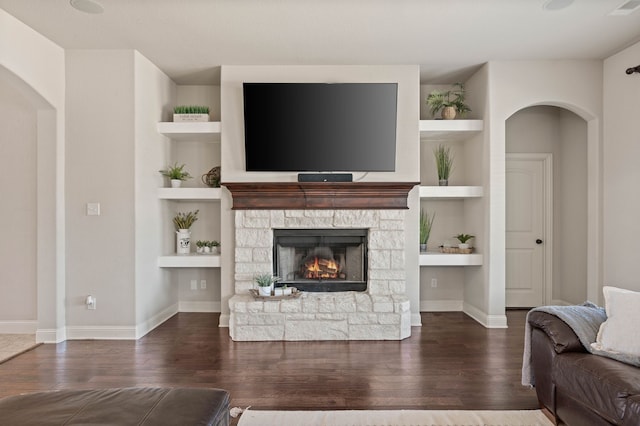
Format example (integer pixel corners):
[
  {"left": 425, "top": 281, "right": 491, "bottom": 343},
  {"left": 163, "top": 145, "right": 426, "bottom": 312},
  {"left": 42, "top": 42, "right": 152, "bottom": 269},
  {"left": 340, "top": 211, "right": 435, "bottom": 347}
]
[
  {"left": 157, "top": 187, "right": 222, "bottom": 201},
  {"left": 158, "top": 254, "right": 221, "bottom": 268},
  {"left": 419, "top": 119, "right": 483, "bottom": 141},
  {"left": 419, "top": 253, "right": 483, "bottom": 266},
  {"left": 157, "top": 121, "right": 221, "bottom": 141},
  {"left": 419, "top": 186, "right": 483, "bottom": 200}
]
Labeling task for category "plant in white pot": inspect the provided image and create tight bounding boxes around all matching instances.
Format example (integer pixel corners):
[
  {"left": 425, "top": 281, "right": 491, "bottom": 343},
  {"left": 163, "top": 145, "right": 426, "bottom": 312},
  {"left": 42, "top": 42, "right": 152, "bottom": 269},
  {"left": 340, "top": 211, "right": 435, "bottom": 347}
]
[
  {"left": 433, "top": 144, "right": 454, "bottom": 186},
  {"left": 254, "top": 273, "right": 280, "bottom": 297},
  {"left": 159, "top": 162, "right": 192, "bottom": 188},
  {"left": 419, "top": 209, "right": 435, "bottom": 252},
  {"left": 426, "top": 82, "right": 471, "bottom": 120},
  {"left": 173, "top": 105, "right": 210, "bottom": 122},
  {"left": 455, "top": 233, "right": 475, "bottom": 250},
  {"left": 173, "top": 210, "right": 199, "bottom": 254}
]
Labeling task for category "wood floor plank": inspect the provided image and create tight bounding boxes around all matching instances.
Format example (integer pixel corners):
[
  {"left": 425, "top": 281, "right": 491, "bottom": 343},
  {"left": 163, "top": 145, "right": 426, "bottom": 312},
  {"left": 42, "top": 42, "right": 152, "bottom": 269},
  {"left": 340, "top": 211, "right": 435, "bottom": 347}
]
[{"left": 0, "top": 311, "right": 538, "bottom": 412}]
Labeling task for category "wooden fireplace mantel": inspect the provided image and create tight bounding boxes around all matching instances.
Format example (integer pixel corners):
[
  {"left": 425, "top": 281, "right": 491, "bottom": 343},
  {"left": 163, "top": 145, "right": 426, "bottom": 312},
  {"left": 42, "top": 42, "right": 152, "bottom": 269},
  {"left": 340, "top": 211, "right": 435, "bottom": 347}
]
[{"left": 223, "top": 182, "right": 418, "bottom": 210}]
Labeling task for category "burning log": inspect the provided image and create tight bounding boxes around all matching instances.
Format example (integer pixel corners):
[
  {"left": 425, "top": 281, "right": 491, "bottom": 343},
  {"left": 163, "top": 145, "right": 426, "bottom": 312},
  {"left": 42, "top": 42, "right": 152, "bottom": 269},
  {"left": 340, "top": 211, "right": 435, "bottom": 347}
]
[{"left": 303, "top": 256, "right": 340, "bottom": 279}]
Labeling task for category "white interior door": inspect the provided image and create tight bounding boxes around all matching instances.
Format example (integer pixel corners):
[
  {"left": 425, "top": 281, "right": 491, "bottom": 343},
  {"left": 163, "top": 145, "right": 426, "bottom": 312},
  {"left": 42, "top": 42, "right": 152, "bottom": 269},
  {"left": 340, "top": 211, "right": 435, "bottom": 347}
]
[{"left": 506, "top": 154, "right": 552, "bottom": 308}]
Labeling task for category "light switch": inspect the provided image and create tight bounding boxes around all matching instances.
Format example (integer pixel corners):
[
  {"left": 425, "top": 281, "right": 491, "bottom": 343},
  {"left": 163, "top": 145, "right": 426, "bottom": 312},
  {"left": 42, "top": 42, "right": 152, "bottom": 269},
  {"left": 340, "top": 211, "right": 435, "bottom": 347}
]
[{"left": 87, "top": 203, "right": 101, "bottom": 216}]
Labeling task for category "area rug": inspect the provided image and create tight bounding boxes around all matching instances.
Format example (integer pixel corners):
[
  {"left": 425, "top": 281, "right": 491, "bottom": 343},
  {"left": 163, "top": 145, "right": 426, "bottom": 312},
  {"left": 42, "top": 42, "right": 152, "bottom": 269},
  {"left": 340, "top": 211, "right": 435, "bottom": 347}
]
[
  {"left": 0, "top": 334, "right": 39, "bottom": 364},
  {"left": 236, "top": 408, "right": 553, "bottom": 426}
]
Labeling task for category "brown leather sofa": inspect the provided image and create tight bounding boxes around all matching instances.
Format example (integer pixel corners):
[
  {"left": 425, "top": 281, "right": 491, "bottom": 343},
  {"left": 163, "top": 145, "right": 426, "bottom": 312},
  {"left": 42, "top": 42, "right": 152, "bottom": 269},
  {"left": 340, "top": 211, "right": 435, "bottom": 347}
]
[
  {"left": 0, "top": 387, "right": 230, "bottom": 425},
  {"left": 528, "top": 311, "right": 640, "bottom": 425}
]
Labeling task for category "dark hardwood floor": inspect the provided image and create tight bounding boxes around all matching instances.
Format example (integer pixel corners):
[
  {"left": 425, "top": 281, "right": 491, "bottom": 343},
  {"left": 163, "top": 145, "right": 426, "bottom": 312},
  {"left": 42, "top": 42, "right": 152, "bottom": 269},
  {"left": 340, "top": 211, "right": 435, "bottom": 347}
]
[{"left": 0, "top": 310, "right": 537, "bottom": 412}]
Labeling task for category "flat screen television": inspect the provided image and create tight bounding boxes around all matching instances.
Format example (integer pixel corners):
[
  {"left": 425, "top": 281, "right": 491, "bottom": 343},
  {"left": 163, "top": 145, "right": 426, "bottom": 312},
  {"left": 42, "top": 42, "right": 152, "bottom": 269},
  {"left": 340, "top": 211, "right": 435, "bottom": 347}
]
[{"left": 243, "top": 82, "right": 398, "bottom": 172}]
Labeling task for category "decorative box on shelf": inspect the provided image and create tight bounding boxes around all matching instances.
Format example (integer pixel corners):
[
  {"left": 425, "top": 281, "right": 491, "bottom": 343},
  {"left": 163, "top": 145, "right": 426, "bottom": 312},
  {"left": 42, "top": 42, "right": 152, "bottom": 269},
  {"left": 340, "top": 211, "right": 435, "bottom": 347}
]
[{"left": 173, "top": 114, "right": 209, "bottom": 123}]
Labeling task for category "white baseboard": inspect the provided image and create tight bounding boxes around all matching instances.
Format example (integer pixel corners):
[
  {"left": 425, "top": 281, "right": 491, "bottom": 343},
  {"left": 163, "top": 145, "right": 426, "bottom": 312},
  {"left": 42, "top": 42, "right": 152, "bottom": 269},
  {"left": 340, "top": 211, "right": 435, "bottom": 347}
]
[
  {"left": 411, "top": 312, "right": 422, "bottom": 326},
  {"left": 179, "top": 301, "right": 221, "bottom": 312},
  {"left": 0, "top": 320, "right": 37, "bottom": 334},
  {"left": 66, "top": 325, "right": 137, "bottom": 340},
  {"left": 420, "top": 300, "right": 464, "bottom": 312},
  {"left": 136, "top": 303, "right": 179, "bottom": 339},
  {"left": 36, "top": 327, "right": 66, "bottom": 343},
  {"left": 218, "top": 313, "right": 230, "bottom": 328},
  {"left": 463, "top": 302, "right": 508, "bottom": 328},
  {"left": 65, "top": 303, "right": 180, "bottom": 341}
]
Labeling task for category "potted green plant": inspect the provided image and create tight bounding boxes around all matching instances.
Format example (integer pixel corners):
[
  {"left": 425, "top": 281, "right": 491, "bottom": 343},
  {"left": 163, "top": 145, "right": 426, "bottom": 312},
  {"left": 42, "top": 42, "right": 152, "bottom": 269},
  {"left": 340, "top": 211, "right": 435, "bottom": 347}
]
[
  {"left": 433, "top": 144, "right": 454, "bottom": 186},
  {"left": 419, "top": 209, "right": 435, "bottom": 252},
  {"left": 159, "top": 162, "right": 192, "bottom": 188},
  {"left": 173, "top": 210, "right": 199, "bottom": 254},
  {"left": 426, "top": 82, "right": 471, "bottom": 120},
  {"left": 254, "top": 273, "right": 280, "bottom": 297},
  {"left": 455, "top": 233, "right": 475, "bottom": 250},
  {"left": 173, "top": 105, "right": 210, "bottom": 123},
  {"left": 195, "top": 240, "right": 205, "bottom": 254},
  {"left": 208, "top": 240, "right": 220, "bottom": 255}
]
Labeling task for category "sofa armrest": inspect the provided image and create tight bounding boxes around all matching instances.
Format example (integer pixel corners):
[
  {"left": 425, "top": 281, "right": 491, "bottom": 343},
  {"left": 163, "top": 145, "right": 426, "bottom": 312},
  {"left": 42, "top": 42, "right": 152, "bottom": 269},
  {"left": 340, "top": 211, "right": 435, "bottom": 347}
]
[{"left": 528, "top": 311, "right": 586, "bottom": 354}]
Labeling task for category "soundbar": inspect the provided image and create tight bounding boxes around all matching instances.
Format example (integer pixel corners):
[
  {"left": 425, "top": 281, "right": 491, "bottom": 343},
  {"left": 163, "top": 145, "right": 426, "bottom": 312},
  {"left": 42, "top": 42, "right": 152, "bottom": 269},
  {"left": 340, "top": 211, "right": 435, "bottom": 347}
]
[{"left": 297, "top": 173, "right": 353, "bottom": 183}]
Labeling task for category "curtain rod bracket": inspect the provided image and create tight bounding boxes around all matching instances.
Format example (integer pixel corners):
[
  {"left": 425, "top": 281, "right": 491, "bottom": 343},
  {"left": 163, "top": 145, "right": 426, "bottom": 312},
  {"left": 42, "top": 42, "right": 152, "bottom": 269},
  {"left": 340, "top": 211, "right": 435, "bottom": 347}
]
[{"left": 626, "top": 65, "right": 640, "bottom": 75}]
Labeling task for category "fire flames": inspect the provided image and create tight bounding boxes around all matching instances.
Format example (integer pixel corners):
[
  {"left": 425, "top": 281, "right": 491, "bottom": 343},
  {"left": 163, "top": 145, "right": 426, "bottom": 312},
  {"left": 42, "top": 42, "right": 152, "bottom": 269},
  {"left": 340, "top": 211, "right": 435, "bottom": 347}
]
[{"left": 304, "top": 257, "right": 339, "bottom": 279}]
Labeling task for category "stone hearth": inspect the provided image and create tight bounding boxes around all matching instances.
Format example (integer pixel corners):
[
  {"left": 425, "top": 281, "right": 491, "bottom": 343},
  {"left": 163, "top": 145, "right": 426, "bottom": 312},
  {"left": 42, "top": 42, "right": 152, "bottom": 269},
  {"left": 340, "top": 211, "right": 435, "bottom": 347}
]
[{"left": 228, "top": 209, "right": 411, "bottom": 341}]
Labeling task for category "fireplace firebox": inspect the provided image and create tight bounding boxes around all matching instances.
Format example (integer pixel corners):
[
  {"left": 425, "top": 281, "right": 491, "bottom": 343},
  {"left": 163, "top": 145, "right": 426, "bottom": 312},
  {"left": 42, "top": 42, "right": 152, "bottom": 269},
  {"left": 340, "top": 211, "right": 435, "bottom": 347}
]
[{"left": 273, "top": 229, "right": 368, "bottom": 292}]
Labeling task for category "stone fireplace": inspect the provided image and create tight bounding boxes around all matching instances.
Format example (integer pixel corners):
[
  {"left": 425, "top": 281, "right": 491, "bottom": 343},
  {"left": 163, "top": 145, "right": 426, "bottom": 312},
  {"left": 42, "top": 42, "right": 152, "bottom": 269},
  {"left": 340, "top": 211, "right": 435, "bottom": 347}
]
[{"left": 225, "top": 182, "right": 415, "bottom": 341}]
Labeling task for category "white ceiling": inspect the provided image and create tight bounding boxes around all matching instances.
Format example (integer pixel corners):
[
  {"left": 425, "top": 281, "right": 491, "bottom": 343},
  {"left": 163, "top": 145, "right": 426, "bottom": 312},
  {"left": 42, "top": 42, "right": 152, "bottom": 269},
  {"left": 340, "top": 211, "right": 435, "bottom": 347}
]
[{"left": 2, "top": 0, "right": 640, "bottom": 85}]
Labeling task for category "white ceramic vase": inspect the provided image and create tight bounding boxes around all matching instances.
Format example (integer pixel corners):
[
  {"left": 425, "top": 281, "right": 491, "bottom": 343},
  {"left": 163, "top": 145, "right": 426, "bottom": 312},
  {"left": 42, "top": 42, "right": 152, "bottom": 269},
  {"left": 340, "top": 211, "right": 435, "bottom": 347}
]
[
  {"left": 176, "top": 229, "right": 191, "bottom": 254},
  {"left": 258, "top": 285, "right": 272, "bottom": 297}
]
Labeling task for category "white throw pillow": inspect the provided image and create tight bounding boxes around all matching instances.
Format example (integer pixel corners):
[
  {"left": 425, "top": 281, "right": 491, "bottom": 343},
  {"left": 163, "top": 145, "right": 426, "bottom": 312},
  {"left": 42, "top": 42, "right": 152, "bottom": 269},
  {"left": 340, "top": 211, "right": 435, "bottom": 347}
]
[{"left": 591, "top": 286, "right": 640, "bottom": 362}]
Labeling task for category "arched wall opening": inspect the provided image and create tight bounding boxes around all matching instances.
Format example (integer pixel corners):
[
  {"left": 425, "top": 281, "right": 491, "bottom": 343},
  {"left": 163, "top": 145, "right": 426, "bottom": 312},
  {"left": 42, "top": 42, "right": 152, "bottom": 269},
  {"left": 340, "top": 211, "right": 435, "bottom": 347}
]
[
  {"left": 505, "top": 105, "right": 589, "bottom": 305},
  {"left": 0, "top": 64, "right": 61, "bottom": 340}
]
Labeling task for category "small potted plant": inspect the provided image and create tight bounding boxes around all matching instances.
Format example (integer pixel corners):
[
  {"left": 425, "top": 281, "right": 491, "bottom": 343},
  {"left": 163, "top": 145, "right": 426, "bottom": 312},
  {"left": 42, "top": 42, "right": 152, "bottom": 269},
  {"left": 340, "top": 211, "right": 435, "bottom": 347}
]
[
  {"left": 173, "top": 210, "right": 199, "bottom": 254},
  {"left": 195, "top": 240, "right": 205, "bottom": 254},
  {"left": 419, "top": 209, "right": 435, "bottom": 252},
  {"left": 274, "top": 283, "right": 293, "bottom": 297},
  {"left": 426, "top": 82, "right": 471, "bottom": 120},
  {"left": 455, "top": 233, "right": 475, "bottom": 250},
  {"left": 209, "top": 240, "right": 220, "bottom": 255},
  {"left": 433, "top": 144, "right": 454, "bottom": 186},
  {"left": 159, "top": 162, "right": 192, "bottom": 188},
  {"left": 254, "top": 273, "right": 280, "bottom": 297},
  {"left": 173, "top": 105, "right": 210, "bottom": 122}
]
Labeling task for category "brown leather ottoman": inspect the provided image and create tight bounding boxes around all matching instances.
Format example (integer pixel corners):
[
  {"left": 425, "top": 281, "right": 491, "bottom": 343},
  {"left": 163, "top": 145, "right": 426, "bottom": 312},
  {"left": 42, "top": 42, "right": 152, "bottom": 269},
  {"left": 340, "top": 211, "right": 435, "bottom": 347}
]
[{"left": 0, "top": 387, "right": 230, "bottom": 425}]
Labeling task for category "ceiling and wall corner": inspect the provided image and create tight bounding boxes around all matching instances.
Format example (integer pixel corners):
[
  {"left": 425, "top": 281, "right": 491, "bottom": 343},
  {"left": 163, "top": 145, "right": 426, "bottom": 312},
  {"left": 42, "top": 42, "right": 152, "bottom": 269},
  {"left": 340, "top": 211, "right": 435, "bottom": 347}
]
[{"left": 0, "top": 0, "right": 639, "bottom": 85}]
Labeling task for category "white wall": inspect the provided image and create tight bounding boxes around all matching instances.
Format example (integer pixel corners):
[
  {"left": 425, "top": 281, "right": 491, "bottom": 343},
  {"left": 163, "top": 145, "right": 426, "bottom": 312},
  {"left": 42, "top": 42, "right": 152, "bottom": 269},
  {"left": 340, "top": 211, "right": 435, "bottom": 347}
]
[
  {"left": 477, "top": 60, "right": 602, "bottom": 325},
  {"left": 0, "top": 76, "right": 37, "bottom": 325},
  {"left": 65, "top": 50, "right": 137, "bottom": 335},
  {"left": 603, "top": 41, "right": 640, "bottom": 292},
  {"left": 134, "top": 52, "right": 179, "bottom": 335},
  {"left": 0, "top": 9, "right": 65, "bottom": 341}
]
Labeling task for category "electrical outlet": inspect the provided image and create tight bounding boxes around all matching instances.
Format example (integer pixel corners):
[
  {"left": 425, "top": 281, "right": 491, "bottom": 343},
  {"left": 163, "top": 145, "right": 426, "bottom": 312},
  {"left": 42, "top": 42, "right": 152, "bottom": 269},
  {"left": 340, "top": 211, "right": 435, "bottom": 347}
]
[
  {"left": 431, "top": 278, "right": 438, "bottom": 288},
  {"left": 190, "top": 279, "right": 198, "bottom": 290},
  {"left": 200, "top": 280, "right": 206, "bottom": 289},
  {"left": 86, "top": 295, "right": 96, "bottom": 310}
]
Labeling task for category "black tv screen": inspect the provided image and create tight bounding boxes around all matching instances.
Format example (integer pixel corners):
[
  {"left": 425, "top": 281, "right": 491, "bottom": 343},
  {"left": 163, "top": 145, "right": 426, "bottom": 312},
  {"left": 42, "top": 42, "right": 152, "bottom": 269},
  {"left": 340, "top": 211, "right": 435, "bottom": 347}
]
[{"left": 243, "top": 83, "right": 398, "bottom": 172}]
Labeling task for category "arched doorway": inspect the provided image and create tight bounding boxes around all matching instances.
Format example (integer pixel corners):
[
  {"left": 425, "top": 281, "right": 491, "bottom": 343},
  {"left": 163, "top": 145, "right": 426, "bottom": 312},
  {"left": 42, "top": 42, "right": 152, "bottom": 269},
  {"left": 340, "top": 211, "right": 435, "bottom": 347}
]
[
  {"left": 0, "top": 65, "right": 61, "bottom": 342},
  {"left": 505, "top": 105, "right": 588, "bottom": 307}
]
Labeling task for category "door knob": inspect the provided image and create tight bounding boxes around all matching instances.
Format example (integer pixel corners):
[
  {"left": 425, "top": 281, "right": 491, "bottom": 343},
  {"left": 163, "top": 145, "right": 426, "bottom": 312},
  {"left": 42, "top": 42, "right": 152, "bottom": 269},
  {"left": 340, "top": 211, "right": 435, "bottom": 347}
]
[{"left": 536, "top": 239, "right": 543, "bottom": 244}]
